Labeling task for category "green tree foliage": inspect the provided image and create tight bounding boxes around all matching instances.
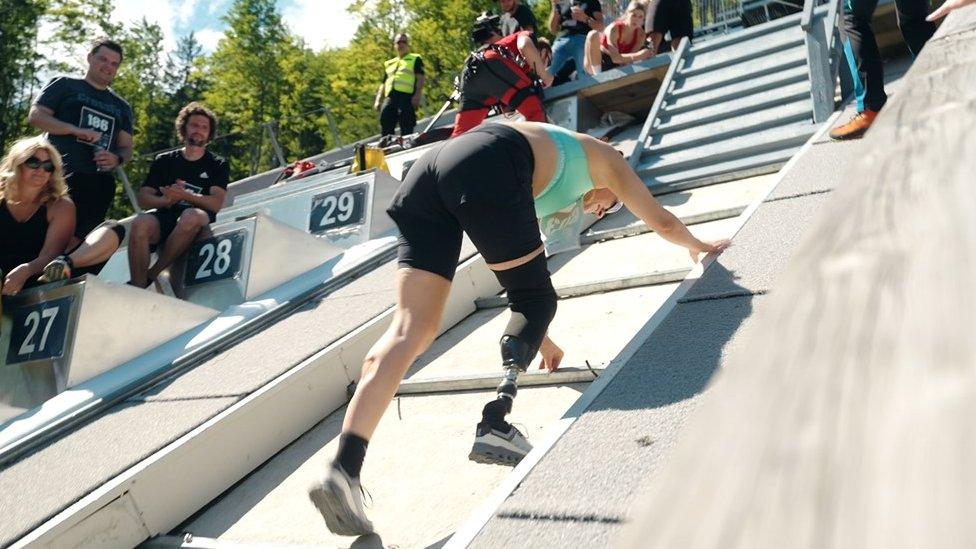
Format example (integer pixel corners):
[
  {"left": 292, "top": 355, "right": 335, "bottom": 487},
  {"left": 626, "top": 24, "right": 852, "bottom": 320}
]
[
  {"left": 8, "top": 0, "right": 577, "bottom": 218},
  {"left": 0, "top": 0, "right": 45, "bottom": 148},
  {"left": 204, "top": 0, "right": 299, "bottom": 177}
]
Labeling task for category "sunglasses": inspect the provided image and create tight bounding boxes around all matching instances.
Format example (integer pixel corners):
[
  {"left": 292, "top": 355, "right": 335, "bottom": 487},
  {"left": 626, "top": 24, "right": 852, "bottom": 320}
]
[
  {"left": 24, "top": 156, "right": 55, "bottom": 173},
  {"left": 396, "top": 40, "right": 409, "bottom": 45}
]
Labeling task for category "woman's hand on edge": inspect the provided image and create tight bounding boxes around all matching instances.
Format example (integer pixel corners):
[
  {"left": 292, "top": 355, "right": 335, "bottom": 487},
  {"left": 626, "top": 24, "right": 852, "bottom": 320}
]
[
  {"left": 538, "top": 336, "right": 565, "bottom": 372},
  {"left": 3, "top": 264, "right": 33, "bottom": 295},
  {"left": 689, "top": 239, "right": 730, "bottom": 263}
]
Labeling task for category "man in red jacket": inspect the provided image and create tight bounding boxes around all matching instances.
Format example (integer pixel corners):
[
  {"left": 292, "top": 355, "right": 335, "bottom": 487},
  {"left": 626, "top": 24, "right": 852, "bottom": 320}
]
[{"left": 451, "top": 13, "right": 554, "bottom": 137}]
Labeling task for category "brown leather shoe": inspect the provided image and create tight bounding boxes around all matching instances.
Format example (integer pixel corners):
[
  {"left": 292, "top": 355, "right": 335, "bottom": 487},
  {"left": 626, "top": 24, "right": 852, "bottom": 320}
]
[{"left": 829, "top": 109, "right": 879, "bottom": 141}]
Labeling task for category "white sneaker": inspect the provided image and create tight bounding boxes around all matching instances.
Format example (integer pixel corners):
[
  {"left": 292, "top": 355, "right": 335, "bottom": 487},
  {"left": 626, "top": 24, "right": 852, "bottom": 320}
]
[
  {"left": 469, "top": 421, "right": 533, "bottom": 466},
  {"left": 308, "top": 466, "right": 374, "bottom": 536}
]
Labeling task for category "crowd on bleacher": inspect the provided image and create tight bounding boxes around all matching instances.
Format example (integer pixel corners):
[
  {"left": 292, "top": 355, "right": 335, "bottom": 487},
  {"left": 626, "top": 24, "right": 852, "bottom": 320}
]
[
  {"left": 1, "top": 38, "right": 229, "bottom": 297},
  {"left": 3, "top": 0, "right": 971, "bottom": 298}
]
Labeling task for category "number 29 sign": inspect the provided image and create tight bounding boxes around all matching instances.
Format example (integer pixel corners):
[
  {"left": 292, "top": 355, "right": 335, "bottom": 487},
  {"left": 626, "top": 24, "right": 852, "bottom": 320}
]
[
  {"left": 309, "top": 184, "right": 367, "bottom": 234},
  {"left": 184, "top": 229, "right": 247, "bottom": 287}
]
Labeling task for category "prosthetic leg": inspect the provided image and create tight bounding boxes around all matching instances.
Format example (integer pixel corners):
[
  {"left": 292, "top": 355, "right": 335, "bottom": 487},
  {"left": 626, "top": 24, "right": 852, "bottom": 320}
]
[{"left": 469, "top": 254, "right": 557, "bottom": 466}]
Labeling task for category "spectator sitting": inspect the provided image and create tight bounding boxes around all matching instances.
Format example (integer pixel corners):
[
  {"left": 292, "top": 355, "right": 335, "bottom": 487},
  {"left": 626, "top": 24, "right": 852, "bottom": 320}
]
[
  {"left": 374, "top": 33, "right": 425, "bottom": 138},
  {"left": 27, "top": 37, "right": 133, "bottom": 249},
  {"left": 451, "top": 13, "right": 553, "bottom": 137},
  {"left": 548, "top": 0, "right": 605, "bottom": 84},
  {"left": 498, "top": 0, "right": 538, "bottom": 35},
  {"left": 650, "top": 0, "right": 693, "bottom": 51},
  {"left": 584, "top": 2, "right": 653, "bottom": 75},
  {"left": 127, "top": 102, "right": 229, "bottom": 289},
  {"left": 0, "top": 136, "right": 75, "bottom": 296}
]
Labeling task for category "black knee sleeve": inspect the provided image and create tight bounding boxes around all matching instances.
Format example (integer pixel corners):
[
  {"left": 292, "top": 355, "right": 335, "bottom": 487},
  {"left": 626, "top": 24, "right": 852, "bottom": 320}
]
[
  {"left": 493, "top": 253, "right": 557, "bottom": 368},
  {"left": 109, "top": 223, "right": 126, "bottom": 243}
]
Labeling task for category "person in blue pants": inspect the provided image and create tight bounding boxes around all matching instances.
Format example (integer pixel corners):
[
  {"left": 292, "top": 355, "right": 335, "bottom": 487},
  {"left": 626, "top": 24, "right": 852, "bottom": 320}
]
[{"left": 830, "top": 0, "right": 936, "bottom": 140}]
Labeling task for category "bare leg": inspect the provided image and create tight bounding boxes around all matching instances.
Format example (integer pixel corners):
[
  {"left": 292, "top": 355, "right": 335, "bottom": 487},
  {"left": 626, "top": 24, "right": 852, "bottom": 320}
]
[
  {"left": 128, "top": 214, "right": 161, "bottom": 288},
  {"left": 583, "top": 30, "right": 602, "bottom": 75},
  {"left": 342, "top": 268, "right": 452, "bottom": 439},
  {"left": 650, "top": 31, "right": 664, "bottom": 53},
  {"left": 148, "top": 209, "right": 209, "bottom": 281},
  {"left": 68, "top": 223, "right": 122, "bottom": 269},
  {"left": 671, "top": 37, "right": 683, "bottom": 51}
]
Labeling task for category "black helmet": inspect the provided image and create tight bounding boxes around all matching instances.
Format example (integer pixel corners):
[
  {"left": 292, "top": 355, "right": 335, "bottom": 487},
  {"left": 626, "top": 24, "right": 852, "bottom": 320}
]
[{"left": 471, "top": 11, "right": 501, "bottom": 44}]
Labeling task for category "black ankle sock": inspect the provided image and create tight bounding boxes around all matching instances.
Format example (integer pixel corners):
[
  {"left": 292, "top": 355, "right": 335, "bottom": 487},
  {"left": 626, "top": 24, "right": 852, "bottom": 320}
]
[
  {"left": 332, "top": 433, "right": 369, "bottom": 478},
  {"left": 481, "top": 398, "right": 512, "bottom": 428}
]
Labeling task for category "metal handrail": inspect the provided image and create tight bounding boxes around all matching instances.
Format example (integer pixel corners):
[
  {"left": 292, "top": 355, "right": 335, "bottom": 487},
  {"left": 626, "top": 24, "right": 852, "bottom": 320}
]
[{"left": 629, "top": 37, "right": 691, "bottom": 171}]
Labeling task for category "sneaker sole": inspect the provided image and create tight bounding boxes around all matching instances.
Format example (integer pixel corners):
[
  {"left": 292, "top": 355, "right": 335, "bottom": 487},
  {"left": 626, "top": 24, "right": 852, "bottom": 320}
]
[
  {"left": 469, "top": 442, "right": 525, "bottom": 466},
  {"left": 308, "top": 480, "right": 374, "bottom": 536},
  {"left": 41, "top": 264, "right": 69, "bottom": 283}
]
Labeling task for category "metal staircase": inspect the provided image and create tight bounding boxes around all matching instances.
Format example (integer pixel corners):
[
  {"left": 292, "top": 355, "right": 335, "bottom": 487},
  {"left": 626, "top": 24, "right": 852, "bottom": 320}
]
[{"left": 631, "top": 3, "right": 838, "bottom": 194}]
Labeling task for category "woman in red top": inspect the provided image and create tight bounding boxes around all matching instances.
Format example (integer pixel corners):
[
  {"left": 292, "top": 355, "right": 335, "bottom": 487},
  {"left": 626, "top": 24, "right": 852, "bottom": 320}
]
[{"left": 584, "top": 2, "right": 653, "bottom": 75}]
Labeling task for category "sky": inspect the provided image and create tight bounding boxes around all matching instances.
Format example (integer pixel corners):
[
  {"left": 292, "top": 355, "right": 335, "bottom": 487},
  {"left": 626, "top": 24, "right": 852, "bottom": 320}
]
[{"left": 110, "top": 0, "right": 362, "bottom": 55}]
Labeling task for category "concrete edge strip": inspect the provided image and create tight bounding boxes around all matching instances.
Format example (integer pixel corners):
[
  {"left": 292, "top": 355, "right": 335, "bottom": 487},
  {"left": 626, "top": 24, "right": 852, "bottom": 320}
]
[
  {"left": 445, "top": 108, "right": 848, "bottom": 549},
  {"left": 580, "top": 205, "right": 747, "bottom": 245},
  {"left": 11, "top": 252, "right": 501, "bottom": 548},
  {"left": 474, "top": 268, "right": 692, "bottom": 309},
  {"left": 395, "top": 367, "right": 605, "bottom": 396}
]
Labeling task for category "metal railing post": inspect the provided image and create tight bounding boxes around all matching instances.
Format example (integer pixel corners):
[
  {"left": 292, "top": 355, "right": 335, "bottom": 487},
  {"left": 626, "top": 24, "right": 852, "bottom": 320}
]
[
  {"left": 322, "top": 105, "right": 343, "bottom": 148},
  {"left": 801, "top": 0, "right": 836, "bottom": 122},
  {"left": 265, "top": 122, "right": 287, "bottom": 167},
  {"left": 115, "top": 166, "right": 142, "bottom": 214}
]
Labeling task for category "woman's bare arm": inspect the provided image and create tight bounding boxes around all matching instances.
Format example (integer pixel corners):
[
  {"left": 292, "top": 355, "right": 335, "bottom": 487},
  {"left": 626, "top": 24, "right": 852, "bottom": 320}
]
[{"left": 583, "top": 136, "right": 726, "bottom": 256}]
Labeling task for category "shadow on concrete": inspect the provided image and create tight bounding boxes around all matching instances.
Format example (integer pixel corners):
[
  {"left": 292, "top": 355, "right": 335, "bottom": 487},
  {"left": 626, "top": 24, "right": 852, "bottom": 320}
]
[{"left": 584, "top": 261, "right": 757, "bottom": 413}]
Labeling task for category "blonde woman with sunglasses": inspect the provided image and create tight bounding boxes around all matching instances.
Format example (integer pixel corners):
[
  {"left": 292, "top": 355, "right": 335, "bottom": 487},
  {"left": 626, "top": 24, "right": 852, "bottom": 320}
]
[{"left": 0, "top": 136, "right": 75, "bottom": 296}]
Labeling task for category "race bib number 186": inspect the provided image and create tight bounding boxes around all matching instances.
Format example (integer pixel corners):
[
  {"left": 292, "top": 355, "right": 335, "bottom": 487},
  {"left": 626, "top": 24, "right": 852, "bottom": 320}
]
[{"left": 77, "top": 106, "right": 116, "bottom": 151}]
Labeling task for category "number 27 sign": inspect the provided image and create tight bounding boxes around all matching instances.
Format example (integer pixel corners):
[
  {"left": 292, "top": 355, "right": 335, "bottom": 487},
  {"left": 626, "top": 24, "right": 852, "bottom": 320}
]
[{"left": 6, "top": 296, "right": 74, "bottom": 365}]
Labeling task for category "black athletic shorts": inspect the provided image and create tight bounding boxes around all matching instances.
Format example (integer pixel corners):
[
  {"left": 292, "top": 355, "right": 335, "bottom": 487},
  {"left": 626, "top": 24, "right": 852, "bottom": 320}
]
[
  {"left": 149, "top": 208, "right": 182, "bottom": 244},
  {"left": 386, "top": 124, "right": 541, "bottom": 281},
  {"left": 653, "top": 0, "right": 694, "bottom": 40},
  {"left": 66, "top": 172, "right": 116, "bottom": 239},
  {"left": 601, "top": 52, "right": 622, "bottom": 72}
]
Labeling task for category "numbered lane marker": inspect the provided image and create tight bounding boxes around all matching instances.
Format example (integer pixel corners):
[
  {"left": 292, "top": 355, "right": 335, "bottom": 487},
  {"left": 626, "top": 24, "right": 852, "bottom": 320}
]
[
  {"left": 6, "top": 296, "right": 74, "bottom": 365},
  {"left": 309, "top": 184, "right": 368, "bottom": 234},
  {"left": 184, "top": 229, "right": 247, "bottom": 287}
]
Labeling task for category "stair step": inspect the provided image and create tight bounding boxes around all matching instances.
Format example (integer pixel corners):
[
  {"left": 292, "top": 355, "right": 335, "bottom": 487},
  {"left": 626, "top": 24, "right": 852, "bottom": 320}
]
[
  {"left": 653, "top": 81, "right": 812, "bottom": 135},
  {"left": 639, "top": 120, "right": 815, "bottom": 176},
  {"left": 690, "top": 8, "right": 808, "bottom": 54},
  {"left": 664, "top": 63, "right": 810, "bottom": 115},
  {"left": 644, "top": 145, "right": 804, "bottom": 195},
  {"left": 682, "top": 24, "right": 804, "bottom": 74},
  {"left": 680, "top": 32, "right": 804, "bottom": 78},
  {"left": 647, "top": 100, "right": 813, "bottom": 155},
  {"left": 672, "top": 54, "right": 807, "bottom": 100}
]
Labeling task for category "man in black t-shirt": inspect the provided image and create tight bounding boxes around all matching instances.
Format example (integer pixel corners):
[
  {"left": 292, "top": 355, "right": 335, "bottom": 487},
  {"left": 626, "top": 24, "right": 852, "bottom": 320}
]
[
  {"left": 498, "top": 0, "right": 538, "bottom": 35},
  {"left": 28, "top": 37, "right": 134, "bottom": 245},
  {"left": 128, "top": 102, "right": 229, "bottom": 289},
  {"left": 548, "top": 0, "right": 605, "bottom": 83}
]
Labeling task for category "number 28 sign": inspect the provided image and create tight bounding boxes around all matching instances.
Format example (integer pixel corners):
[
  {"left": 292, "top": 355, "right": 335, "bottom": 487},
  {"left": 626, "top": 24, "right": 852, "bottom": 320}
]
[
  {"left": 184, "top": 229, "right": 247, "bottom": 287},
  {"left": 309, "top": 184, "right": 367, "bottom": 234}
]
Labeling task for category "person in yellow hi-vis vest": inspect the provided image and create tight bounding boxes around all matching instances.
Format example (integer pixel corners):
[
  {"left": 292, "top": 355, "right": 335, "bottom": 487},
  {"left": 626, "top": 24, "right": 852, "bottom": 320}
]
[{"left": 373, "top": 33, "right": 426, "bottom": 137}]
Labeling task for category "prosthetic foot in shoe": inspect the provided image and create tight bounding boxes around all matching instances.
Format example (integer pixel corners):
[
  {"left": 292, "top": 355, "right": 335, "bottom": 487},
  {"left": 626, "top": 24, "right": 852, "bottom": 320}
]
[
  {"left": 469, "top": 420, "right": 532, "bottom": 466},
  {"left": 308, "top": 465, "right": 374, "bottom": 536}
]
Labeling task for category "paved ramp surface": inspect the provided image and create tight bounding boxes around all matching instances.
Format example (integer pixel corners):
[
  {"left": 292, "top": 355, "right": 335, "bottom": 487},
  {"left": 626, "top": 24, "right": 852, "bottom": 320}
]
[{"left": 469, "top": 57, "right": 915, "bottom": 548}]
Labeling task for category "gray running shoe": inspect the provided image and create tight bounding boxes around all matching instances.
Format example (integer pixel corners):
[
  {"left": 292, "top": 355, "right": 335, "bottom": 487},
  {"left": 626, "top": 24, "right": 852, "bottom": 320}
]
[
  {"left": 469, "top": 421, "right": 533, "bottom": 466},
  {"left": 308, "top": 466, "right": 374, "bottom": 536},
  {"left": 40, "top": 256, "right": 71, "bottom": 283}
]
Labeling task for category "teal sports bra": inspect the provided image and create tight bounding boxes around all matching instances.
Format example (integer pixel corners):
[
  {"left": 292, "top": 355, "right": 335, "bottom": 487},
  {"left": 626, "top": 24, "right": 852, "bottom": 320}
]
[{"left": 532, "top": 123, "right": 595, "bottom": 219}]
